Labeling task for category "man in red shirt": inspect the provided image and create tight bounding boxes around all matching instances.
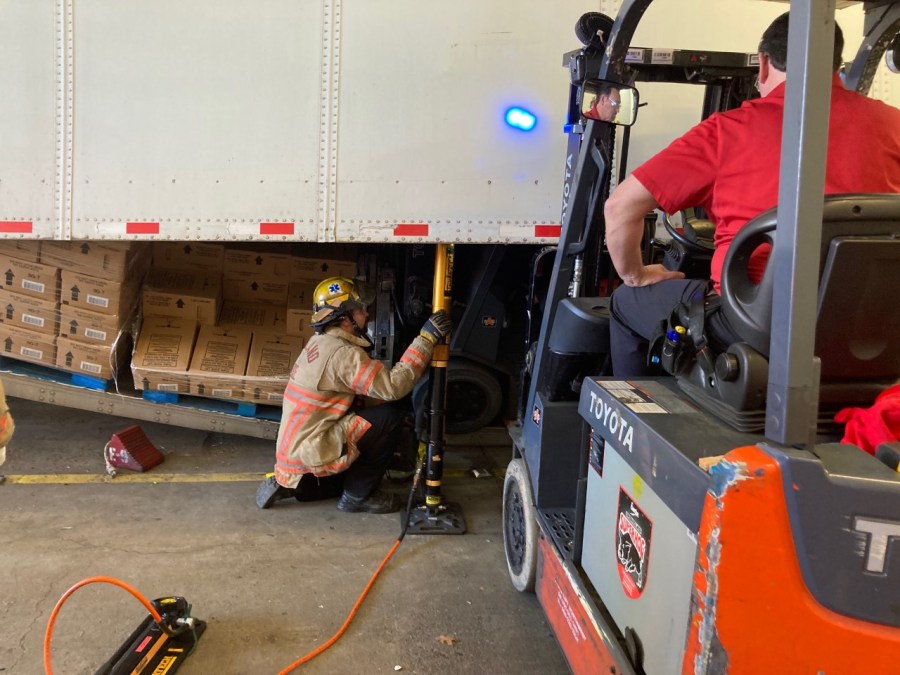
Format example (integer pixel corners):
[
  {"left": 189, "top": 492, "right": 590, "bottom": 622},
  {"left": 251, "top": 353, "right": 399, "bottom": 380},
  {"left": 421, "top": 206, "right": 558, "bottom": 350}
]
[
  {"left": 585, "top": 83, "right": 622, "bottom": 122},
  {"left": 605, "top": 12, "right": 900, "bottom": 377}
]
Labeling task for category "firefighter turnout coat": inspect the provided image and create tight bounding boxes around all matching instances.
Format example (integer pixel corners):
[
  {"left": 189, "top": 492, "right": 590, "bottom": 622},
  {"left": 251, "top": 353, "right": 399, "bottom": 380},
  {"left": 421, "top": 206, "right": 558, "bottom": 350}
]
[
  {"left": 274, "top": 325, "right": 433, "bottom": 488},
  {"left": 0, "top": 377, "right": 14, "bottom": 467}
]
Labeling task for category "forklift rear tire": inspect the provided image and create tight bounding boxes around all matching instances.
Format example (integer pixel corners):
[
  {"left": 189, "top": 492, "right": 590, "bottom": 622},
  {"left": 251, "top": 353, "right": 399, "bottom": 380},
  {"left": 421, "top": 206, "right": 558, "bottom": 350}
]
[{"left": 503, "top": 458, "right": 538, "bottom": 593}]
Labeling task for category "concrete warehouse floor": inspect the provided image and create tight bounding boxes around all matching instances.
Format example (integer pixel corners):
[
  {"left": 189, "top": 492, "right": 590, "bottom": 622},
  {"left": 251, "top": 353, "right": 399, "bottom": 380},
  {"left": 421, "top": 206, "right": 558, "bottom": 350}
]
[{"left": 0, "top": 397, "right": 568, "bottom": 675}]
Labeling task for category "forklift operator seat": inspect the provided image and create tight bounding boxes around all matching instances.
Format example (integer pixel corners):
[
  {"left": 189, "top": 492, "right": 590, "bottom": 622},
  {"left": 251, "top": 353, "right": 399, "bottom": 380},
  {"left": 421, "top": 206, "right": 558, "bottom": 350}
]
[{"left": 677, "top": 193, "right": 900, "bottom": 433}]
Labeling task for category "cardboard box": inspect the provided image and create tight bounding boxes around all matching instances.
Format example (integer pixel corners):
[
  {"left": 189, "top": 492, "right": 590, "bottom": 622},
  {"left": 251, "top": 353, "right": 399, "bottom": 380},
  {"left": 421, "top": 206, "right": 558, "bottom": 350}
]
[
  {"left": 0, "top": 240, "right": 41, "bottom": 263},
  {"left": 0, "top": 254, "right": 60, "bottom": 301},
  {"left": 222, "top": 271, "right": 289, "bottom": 305},
  {"left": 0, "top": 323, "right": 56, "bottom": 367},
  {"left": 188, "top": 325, "right": 252, "bottom": 399},
  {"left": 142, "top": 268, "right": 222, "bottom": 325},
  {"left": 290, "top": 256, "right": 356, "bottom": 282},
  {"left": 246, "top": 386, "right": 287, "bottom": 405},
  {"left": 246, "top": 332, "right": 303, "bottom": 378},
  {"left": 0, "top": 289, "right": 59, "bottom": 335},
  {"left": 152, "top": 242, "right": 225, "bottom": 272},
  {"left": 286, "top": 286, "right": 316, "bottom": 340},
  {"left": 55, "top": 335, "right": 115, "bottom": 380},
  {"left": 131, "top": 317, "right": 197, "bottom": 392},
  {"left": 60, "top": 269, "right": 138, "bottom": 317},
  {"left": 188, "top": 374, "right": 249, "bottom": 400},
  {"left": 287, "top": 279, "right": 318, "bottom": 311},
  {"left": 41, "top": 241, "right": 150, "bottom": 282},
  {"left": 217, "top": 301, "right": 287, "bottom": 332},
  {"left": 58, "top": 304, "right": 126, "bottom": 346},
  {"left": 244, "top": 332, "right": 304, "bottom": 404},
  {"left": 243, "top": 378, "right": 290, "bottom": 404},
  {"left": 285, "top": 308, "right": 314, "bottom": 341},
  {"left": 189, "top": 325, "right": 251, "bottom": 375},
  {"left": 224, "top": 248, "right": 291, "bottom": 278}
]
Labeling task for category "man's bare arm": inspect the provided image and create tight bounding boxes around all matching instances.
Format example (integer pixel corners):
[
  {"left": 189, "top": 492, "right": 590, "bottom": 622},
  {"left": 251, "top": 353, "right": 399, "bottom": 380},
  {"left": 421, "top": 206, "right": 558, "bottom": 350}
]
[{"left": 604, "top": 175, "right": 686, "bottom": 287}]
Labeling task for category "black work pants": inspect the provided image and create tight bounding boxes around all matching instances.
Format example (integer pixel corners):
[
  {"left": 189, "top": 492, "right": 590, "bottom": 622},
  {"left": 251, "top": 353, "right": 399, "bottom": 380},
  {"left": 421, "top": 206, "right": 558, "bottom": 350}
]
[
  {"left": 295, "top": 399, "right": 413, "bottom": 502},
  {"left": 609, "top": 279, "right": 742, "bottom": 377},
  {"left": 340, "top": 400, "right": 410, "bottom": 500}
]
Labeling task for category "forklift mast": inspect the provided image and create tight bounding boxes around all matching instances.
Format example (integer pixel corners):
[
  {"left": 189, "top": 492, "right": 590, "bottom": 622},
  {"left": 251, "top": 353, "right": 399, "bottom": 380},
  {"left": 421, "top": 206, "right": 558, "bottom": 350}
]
[{"left": 521, "top": 0, "right": 760, "bottom": 451}]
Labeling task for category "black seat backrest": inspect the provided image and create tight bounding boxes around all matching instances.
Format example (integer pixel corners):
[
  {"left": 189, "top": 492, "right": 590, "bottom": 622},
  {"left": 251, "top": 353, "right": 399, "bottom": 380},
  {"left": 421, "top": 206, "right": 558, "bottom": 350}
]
[
  {"left": 816, "top": 233, "right": 900, "bottom": 381},
  {"left": 720, "top": 194, "right": 900, "bottom": 369}
]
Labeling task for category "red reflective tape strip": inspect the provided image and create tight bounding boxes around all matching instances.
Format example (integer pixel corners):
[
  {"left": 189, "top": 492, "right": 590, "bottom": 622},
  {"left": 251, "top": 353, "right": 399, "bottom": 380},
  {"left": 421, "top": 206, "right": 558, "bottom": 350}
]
[
  {"left": 0, "top": 221, "right": 33, "bottom": 233},
  {"left": 260, "top": 222, "right": 295, "bottom": 235},
  {"left": 400, "top": 344, "right": 429, "bottom": 372},
  {"left": 393, "top": 223, "right": 429, "bottom": 237},
  {"left": 535, "top": 224, "right": 561, "bottom": 238},
  {"left": 126, "top": 222, "right": 159, "bottom": 234}
]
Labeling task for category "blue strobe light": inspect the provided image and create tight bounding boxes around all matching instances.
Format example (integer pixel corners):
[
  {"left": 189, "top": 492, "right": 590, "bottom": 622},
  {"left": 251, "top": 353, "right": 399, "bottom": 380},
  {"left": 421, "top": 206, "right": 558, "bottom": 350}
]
[{"left": 505, "top": 107, "right": 537, "bottom": 131}]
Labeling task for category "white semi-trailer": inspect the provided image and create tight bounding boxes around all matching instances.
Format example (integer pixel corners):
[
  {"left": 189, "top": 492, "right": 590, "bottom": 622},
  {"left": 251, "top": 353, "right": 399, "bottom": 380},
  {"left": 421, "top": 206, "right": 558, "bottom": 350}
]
[{"left": 0, "top": 0, "right": 895, "bottom": 437}]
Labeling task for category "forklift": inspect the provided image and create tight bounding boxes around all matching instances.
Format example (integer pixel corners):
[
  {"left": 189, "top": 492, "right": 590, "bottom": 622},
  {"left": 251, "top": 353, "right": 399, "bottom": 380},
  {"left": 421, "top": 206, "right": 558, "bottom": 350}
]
[{"left": 502, "top": 1, "right": 900, "bottom": 673}]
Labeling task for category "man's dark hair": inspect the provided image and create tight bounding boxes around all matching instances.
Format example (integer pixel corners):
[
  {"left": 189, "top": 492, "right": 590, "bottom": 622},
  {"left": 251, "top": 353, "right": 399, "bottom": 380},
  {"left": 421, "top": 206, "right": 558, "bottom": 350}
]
[
  {"left": 597, "top": 82, "right": 620, "bottom": 97},
  {"left": 758, "top": 12, "right": 844, "bottom": 72}
]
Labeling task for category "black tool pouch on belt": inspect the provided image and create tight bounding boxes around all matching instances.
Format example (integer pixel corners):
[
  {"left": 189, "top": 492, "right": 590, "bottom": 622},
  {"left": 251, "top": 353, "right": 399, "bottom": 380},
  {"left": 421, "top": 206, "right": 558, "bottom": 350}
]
[
  {"left": 647, "top": 304, "right": 692, "bottom": 375},
  {"left": 647, "top": 284, "right": 720, "bottom": 377}
]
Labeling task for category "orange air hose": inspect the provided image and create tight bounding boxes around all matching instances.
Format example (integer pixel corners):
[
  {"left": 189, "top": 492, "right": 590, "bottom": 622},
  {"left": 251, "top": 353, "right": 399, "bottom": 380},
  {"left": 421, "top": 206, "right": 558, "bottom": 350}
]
[
  {"left": 278, "top": 454, "right": 423, "bottom": 672},
  {"left": 278, "top": 537, "right": 402, "bottom": 674},
  {"left": 44, "top": 540, "right": 404, "bottom": 675},
  {"left": 43, "top": 575, "right": 163, "bottom": 675},
  {"left": 46, "top": 464, "right": 420, "bottom": 673}
]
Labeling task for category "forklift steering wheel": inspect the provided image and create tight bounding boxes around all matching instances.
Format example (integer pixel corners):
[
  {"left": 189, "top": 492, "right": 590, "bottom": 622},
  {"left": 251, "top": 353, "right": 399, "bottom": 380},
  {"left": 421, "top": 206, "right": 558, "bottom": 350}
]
[{"left": 663, "top": 211, "right": 716, "bottom": 256}]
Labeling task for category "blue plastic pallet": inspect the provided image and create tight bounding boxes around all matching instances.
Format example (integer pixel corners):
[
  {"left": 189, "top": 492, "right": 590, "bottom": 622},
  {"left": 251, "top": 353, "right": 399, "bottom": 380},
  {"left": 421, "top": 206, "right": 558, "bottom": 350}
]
[
  {"left": 139, "top": 390, "right": 282, "bottom": 421},
  {"left": 0, "top": 355, "right": 110, "bottom": 392},
  {"left": 0, "top": 355, "right": 284, "bottom": 422}
]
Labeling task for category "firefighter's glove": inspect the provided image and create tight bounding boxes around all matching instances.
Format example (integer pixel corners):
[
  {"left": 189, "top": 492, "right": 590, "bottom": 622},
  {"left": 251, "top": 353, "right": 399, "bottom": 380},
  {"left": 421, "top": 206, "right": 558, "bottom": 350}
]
[{"left": 420, "top": 310, "right": 452, "bottom": 345}]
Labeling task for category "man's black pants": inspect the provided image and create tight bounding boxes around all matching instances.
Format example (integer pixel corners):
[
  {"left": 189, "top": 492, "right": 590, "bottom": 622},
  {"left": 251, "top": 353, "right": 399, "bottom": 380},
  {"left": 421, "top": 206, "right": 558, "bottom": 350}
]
[{"left": 609, "top": 279, "right": 742, "bottom": 377}]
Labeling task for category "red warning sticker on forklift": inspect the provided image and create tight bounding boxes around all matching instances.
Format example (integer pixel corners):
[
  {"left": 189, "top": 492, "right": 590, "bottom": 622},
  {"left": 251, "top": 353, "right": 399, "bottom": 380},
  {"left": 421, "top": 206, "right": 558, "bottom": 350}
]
[{"left": 616, "top": 488, "right": 652, "bottom": 599}]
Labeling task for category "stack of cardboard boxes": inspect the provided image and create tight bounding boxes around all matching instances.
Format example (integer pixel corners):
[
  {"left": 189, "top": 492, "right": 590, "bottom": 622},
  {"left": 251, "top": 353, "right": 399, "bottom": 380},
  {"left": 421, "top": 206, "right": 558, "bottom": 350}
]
[
  {"left": 0, "top": 240, "right": 149, "bottom": 380},
  {"left": 52, "top": 242, "right": 151, "bottom": 380},
  {"left": 133, "top": 243, "right": 226, "bottom": 395},
  {"left": 132, "top": 243, "right": 354, "bottom": 405},
  {"left": 0, "top": 241, "right": 59, "bottom": 368},
  {"left": 0, "top": 240, "right": 354, "bottom": 401}
]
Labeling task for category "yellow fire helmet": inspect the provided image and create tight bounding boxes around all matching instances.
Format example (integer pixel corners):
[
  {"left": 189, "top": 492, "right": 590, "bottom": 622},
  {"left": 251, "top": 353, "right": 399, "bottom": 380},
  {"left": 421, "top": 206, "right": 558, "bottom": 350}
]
[{"left": 310, "top": 276, "right": 367, "bottom": 328}]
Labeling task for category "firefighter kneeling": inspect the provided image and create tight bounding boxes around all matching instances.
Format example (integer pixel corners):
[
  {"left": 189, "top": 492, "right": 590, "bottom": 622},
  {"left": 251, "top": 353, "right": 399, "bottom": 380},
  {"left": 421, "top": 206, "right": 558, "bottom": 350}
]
[{"left": 256, "top": 276, "right": 451, "bottom": 514}]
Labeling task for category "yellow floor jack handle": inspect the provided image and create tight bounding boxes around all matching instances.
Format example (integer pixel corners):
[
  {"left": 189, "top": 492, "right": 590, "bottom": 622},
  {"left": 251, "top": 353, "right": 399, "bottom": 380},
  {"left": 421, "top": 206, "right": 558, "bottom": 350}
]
[{"left": 405, "top": 243, "right": 466, "bottom": 535}]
